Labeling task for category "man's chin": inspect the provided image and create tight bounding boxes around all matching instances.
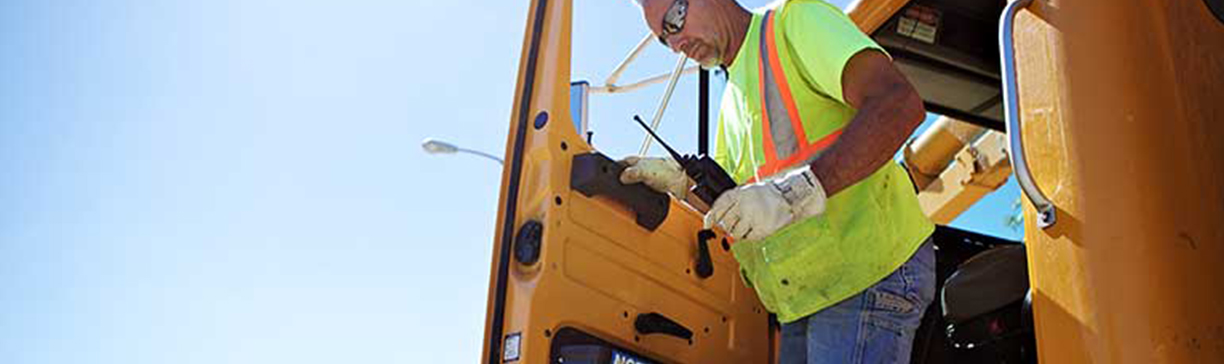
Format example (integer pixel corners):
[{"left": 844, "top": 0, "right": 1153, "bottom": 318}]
[{"left": 695, "top": 56, "right": 722, "bottom": 69}]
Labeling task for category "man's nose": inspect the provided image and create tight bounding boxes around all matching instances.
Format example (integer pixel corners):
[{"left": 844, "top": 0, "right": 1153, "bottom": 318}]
[{"left": 666, "top": 36, "right": 686, "bottom": 52}]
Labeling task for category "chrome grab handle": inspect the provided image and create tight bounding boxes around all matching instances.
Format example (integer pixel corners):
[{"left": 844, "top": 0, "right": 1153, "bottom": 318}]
[{"left": 1000, "top": 0, "right": 1057, "bottom": 229}]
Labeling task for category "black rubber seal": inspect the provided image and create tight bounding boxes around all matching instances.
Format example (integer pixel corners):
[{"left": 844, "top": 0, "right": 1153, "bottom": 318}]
[
  {"left": 489, "top": 0, "right": 548, "bottom": 362},
  {"left": 1207, "top": 0, "right": 1224, "bottom": 24},
  {"left": 698, "top": 69, "right": 710, "bottom": 155}
]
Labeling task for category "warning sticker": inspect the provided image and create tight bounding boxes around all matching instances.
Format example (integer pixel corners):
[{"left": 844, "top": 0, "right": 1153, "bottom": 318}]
[
  {"left": 503, "top": 332, "right": 521, "bottom": 362},
  {"left": 896, "top": 5, "right": 941, "bottom": 44}
]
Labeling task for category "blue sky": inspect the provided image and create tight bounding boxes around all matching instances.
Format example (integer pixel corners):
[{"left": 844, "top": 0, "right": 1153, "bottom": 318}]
[{"left": 0, "top": 1, "right": 1019, "bottom": 363}]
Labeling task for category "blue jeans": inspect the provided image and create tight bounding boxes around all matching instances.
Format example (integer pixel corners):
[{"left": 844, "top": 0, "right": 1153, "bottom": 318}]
[{"left": 779, "top": 238, "right": 936, "bottom": 364}]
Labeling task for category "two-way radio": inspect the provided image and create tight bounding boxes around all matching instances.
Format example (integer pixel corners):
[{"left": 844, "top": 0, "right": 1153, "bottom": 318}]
[{"left": 632, "top": 115, "right": 738, "bottom": 206}]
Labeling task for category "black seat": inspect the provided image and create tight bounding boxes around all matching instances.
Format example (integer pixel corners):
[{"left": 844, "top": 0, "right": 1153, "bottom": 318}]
[{"left": 941, "top": 245, "right": 1029, "bottom": 324}]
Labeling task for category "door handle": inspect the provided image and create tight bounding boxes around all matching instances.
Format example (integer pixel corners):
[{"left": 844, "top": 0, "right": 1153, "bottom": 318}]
[
  {"left": 694, "top": 230, "right": 715, "bottom": 279},
  {"left": 1000, "top": 0, "right": 1058, "bottom": 229},
  {"left": 634, "top": 313, "right": 693, "bottom": 341}
]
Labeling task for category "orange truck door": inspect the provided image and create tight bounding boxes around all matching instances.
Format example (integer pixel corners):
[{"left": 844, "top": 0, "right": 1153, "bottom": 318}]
[{"left": 479, "top": 1, "right": 773, "bottom": 363}]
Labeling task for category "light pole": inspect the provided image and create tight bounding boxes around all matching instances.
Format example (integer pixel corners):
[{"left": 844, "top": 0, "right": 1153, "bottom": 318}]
[{"left": 421, "top": 138, "right": 504, "bottom": 165}]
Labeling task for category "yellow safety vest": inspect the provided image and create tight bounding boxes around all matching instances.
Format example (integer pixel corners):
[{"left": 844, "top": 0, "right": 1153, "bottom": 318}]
[{"left": 722, "top": 7, "right": 934, "bottom": 323}]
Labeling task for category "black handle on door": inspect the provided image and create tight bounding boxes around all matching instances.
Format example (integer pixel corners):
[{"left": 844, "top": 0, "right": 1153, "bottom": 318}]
[{"left": 634, "top": 313, "right": 694, "bottom": 341}]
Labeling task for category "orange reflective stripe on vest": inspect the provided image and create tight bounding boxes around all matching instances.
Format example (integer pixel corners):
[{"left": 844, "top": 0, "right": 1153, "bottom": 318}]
[{"left": 754, "top": 10, "right": 843, "bottom": 179}]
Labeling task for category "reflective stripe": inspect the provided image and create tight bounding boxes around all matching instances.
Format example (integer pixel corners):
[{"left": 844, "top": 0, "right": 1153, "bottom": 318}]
[
  {"left": 758, "top": 11, "right": 801, "bottom": 161},
  {"left": 746, "top": 130, "right": 844, "bottom": 183},
  {"left": 756, "top": 64, "right": 779, "bottom": 164},
  {"left": 755, "top": 10, "right": 843, "bottom": 179}
]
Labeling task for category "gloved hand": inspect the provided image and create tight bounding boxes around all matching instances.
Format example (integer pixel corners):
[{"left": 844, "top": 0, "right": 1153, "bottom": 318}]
[
  {"left": 704, "top": 166, "right": 827, "bottom": 241},
  {"left": 618, "top": 156, "right": 692, "bottom": 198}
]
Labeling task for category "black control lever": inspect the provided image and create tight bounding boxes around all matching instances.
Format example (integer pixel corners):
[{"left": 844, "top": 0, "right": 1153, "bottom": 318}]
[
  {"left": 632, "top": 115, "right": 737, "bottom": 206},
  {"left": 694, "top": 229, "right": 715, "bottom": 279},
  {"left": 634, "top": 313, "right": 693, "bottom": 341}
]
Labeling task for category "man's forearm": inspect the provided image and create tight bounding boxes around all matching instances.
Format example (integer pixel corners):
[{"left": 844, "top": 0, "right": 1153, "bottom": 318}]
[{"left": 808, "top": 86, "right": 924, "bottom": 196}]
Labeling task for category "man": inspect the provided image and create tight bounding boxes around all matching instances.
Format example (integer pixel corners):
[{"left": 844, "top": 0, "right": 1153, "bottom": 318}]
[{"left": 621, "top": 0, "right": 936, "bottom": 362}]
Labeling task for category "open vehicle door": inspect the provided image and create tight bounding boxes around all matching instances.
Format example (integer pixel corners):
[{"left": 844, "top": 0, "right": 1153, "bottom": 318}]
[{"left": 479, "top": 0, "right": 773, "bottom": 363}]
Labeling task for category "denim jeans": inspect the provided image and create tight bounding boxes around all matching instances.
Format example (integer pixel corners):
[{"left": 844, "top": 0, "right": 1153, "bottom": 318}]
[{"left": 778, "top": 238, "right": 936, "bottom": 364}]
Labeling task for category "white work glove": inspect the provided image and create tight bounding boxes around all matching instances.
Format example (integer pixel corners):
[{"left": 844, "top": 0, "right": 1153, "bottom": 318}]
[
  {"left": 618, "top": 156, "right": 693, "bottom": 198},
  {"left": 704, "top": 166, "right": 827, "bottom": 241}
]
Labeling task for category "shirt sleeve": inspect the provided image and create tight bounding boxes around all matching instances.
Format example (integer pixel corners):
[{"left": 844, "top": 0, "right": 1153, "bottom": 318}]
[{"left": 781, "top": 1, "right": 886, "bottom": 104}]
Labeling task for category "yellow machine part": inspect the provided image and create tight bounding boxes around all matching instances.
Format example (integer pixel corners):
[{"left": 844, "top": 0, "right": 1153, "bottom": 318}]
[
  {"left": 1015, "top": 0, "right": 1224, "bottom": 362},
  {"left": 480, "top": 0, "right": 772, "bottom": 363},
  {"left": 903, "top": 116, "right": 1012, "bottom": 225},
  {"left": 914, "top": 131, "right": 1012, "bottom": 225},
  {"left": 904, "top": 116, "right": 987, "bottom": 191}
]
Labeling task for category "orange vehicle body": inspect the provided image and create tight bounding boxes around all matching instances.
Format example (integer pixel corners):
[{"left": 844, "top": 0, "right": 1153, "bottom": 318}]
[{"left": 1016, "top": 1, "right": 1224, "bottom": 362}]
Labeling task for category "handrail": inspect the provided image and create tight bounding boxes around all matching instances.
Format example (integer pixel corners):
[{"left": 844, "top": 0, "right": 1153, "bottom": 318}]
[
  {"left": 604, "top": 33, "right": 654, "bottom": 88},
  {"left": 638, "top": 55, "right": 689, "bottom": 156},
  {"left": 589, "top": 33, "right": 700, "bottom": 155},
  {"left": 590, "top": 65, "right": 699, "bottom": 94},
  {"left": 999, "top": 0, "right": 1057, "bottom": 229},
  {"left": 594, "top": 32, "right": 700, "bottom": 95}
]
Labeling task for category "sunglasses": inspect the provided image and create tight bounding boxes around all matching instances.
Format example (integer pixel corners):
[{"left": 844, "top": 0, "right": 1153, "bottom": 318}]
[{"left": 657, "top": 0, "right": 688, "bottom": 47}]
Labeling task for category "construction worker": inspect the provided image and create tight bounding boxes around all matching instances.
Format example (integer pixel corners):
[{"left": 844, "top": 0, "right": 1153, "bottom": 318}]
[{"left": 620, "top": 0, "right": 935, "bottom": 362}]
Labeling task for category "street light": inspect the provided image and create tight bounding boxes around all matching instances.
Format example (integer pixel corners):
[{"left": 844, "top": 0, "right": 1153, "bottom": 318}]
[{"left": 421, "top": 138, "right": 504, "bottom": 165}]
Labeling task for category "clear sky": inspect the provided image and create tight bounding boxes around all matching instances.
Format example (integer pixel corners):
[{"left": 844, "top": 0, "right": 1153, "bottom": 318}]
[{"left": 0, "top": 1, "right": 1019, "bottom": 363}]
